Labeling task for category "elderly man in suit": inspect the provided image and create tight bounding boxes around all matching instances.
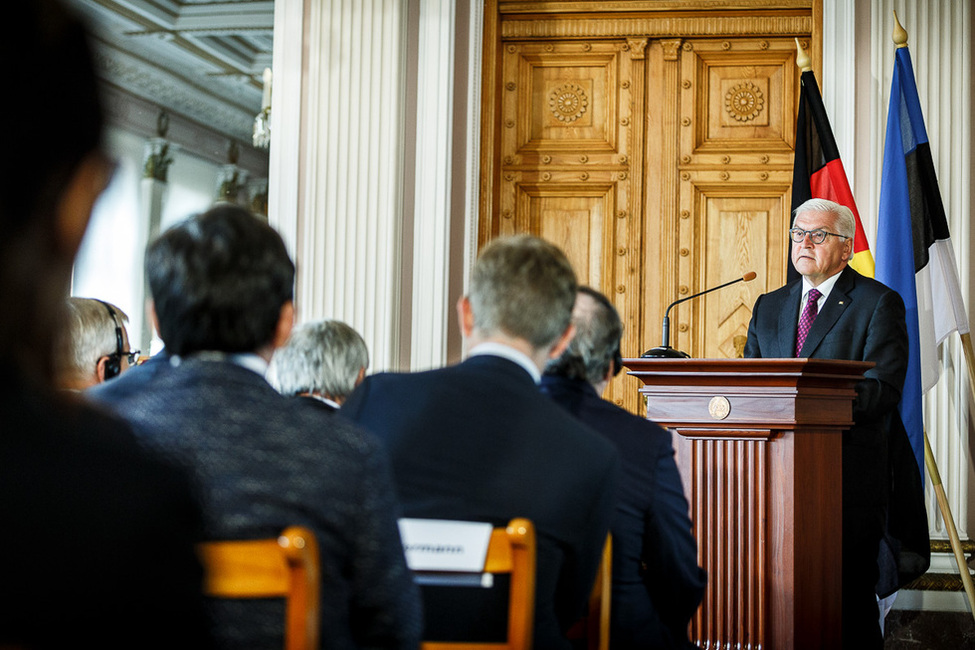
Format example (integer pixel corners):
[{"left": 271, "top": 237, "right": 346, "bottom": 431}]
[
  {"left": 269, "top": 319, "right": 369, "bottom": 411},
  {"left": 743, "top": 198, "right": 909, "bottom": 649},
  {"left": 88, "top": 204, "right": 421, "bottom": 650},
  {"left": 341, "top": 234, "right": 620, "bottom": 650},
  {"left": 541, "top": 286, "right": 706, "bottom": 650}
]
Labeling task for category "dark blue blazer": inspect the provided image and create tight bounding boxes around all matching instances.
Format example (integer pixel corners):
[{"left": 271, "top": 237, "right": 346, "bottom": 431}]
[
  {"left": 540, "top": 374, "right": 705, "bottom": 650},
  {"left": 341, "top": 354, "right": 620, "bottom": 650},
  {"left": 88, "top": 356, "right": 421, "bottom": 650},
  {"left": 743, "top": 265, "right": 908, "bottom": 501}
]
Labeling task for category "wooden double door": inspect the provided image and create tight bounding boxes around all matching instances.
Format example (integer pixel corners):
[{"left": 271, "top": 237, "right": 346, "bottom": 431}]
[{"left": 478, "top": 1, "right": 817, "bottom": 412}]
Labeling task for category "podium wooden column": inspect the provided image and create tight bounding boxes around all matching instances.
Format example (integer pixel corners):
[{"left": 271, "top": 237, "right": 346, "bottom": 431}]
[{"left": 623, "top": 358, "right": 872, "bottom": 650}]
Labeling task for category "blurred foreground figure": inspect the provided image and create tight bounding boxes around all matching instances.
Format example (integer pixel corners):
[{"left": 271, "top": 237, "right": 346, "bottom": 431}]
[{"left": 0, "top": 2, "right": 213, "bottom": 647}]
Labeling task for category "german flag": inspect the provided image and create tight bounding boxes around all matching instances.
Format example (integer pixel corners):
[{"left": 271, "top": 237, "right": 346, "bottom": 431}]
[{"left": 790, "top": 69, "right": 874, "bottom": 282}]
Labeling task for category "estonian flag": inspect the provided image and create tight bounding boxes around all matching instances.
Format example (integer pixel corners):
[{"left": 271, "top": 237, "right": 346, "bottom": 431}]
[
  {"left": 791, "top": 69, "right": 874, "bottom": 282},
  {"left": 875, "top": 45, "right": 970, "bottom": 481}
]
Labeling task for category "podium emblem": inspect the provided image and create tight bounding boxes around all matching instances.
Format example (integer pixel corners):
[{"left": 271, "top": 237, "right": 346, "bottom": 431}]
[{"left": 708, "top": 395, "right": 731, "bottom": 420}]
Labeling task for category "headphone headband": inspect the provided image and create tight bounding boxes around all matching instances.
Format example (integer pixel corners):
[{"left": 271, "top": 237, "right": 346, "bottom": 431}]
[{"left": 97, "top": 300, "right": 124, "bottom": 379}]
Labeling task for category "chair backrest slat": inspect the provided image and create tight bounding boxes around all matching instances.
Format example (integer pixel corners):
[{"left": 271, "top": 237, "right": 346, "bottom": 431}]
[
  {"left": 198, "top": 526, "right": 320, "bottom": 650},
  {"left": 417, "top": 517, "right": 536, "bottom": 650}
]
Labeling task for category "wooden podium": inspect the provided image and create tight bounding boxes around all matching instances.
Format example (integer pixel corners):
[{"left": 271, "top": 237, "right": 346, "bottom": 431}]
[{"left": 623, "top": 358, "right": 872, "bottom": 650}]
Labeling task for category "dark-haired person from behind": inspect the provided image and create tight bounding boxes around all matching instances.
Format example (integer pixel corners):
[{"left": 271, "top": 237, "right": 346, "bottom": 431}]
[
  {"left": 89, "top": 204, "right": 421, "bottom": 649},
  {"left": 0, "top": 1, "right": 213, "bottom": 648},
  {"left": 542, "top": 287, "right": 706, "bottom": 649}
]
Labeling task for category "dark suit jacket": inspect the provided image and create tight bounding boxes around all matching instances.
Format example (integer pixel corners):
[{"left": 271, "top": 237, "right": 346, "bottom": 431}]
[
  {"left": 540, "top": 374, "right": 706, "bottom": 650},
  {"left": 744, "top": 266, "right": 907, "bottom": 501},
  {"left": 0, "top": 365, "right": 214, "bottom": 649},
  {"left": 88, "top": 356, "right": 421, "bottom": 650},
  {"left": 340, "top": 354, "right": 620, "bottom": 650},
  {"left": 743, "top": 266, "right": 928, "bottom": 597}
]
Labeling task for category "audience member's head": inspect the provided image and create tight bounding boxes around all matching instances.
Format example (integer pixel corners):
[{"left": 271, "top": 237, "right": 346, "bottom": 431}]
[
  {"left": 545, "top": 287, "right": 624, "bottom": 392},
  {"left": 269, "top": 319, "right": 369, "bottom": 405},
  {"left": 0, "top": 0, "right": 111, "bottom": 386},
  {"left": 462, "top": 234, "right": 577, "bottom": 365},
  {"left": 57, "top": 298, "right": 136, "bottom": 390},
  {"left": 145, "top": 204, "right": 296, "bottom": 359}
]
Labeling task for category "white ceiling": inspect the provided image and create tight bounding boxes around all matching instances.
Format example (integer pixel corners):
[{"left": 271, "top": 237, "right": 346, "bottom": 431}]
[{"left": 69, "top": 0, "right": 273, "bottom": 148}]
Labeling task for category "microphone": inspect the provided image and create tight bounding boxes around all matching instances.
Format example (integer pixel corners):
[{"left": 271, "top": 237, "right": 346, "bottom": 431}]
[{"left": 642, "top": 271, "right": 757, "bottom": 358}]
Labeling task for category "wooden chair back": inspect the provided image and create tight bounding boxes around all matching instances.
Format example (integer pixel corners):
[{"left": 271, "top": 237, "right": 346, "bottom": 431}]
[
  {"left": 568, "top": 534, "right": 612, "bottom": 650},
  {"left": 420, "top": 517, "right": 537, "bottom": 650},
  {"left": 198, "top": 526, "right": 320, "bottom": 650}
]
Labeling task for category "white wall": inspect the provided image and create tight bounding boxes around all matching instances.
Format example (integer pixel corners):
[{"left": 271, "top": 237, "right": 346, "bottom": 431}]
[{"left": 72, "top": 125, "right": 225, "bottom": 354}]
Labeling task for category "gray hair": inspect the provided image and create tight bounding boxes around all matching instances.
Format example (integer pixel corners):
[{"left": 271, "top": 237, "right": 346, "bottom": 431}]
[
  {"left": 269, "top": 319, "right": 369, "bottom": 400},
  {"left": 793, "top": 198, "right": 856, "bottom": 239},
  {"left": 545, "top": 287, "right": 622, "bottom": 385},
  {"left": 469, "top": 234, "right": 577, "bottom": 351},
  {"left": 56, "top": 298, "right": 128, "bottom": 381}
]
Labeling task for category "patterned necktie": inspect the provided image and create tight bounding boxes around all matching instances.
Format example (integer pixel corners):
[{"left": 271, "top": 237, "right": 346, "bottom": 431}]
[{"left": 795, "top": 288, "right": 822, "bottom": 357}]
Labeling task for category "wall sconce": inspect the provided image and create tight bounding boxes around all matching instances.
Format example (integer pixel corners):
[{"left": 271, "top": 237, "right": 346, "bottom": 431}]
[{"left": 253, "top": 67, "right": 271, "bottom": 149}]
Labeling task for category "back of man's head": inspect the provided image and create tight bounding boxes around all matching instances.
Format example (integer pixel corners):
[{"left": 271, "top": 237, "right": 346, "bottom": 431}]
[
  {"left": 0, "top": 0, "right": 104, "bottom": 383},
  {"left": 269, "top": 320, "right": 369, "bottom": 401},
  {"left": 469, "top": 234, "right": 577, "bottom": 350},
  {"left": 546, "top": 287, "right": 623, "bottom": 386},
  {"left": 146, "top": 204, "right": 295, "bottom": 356},
  {"left": 57, "top": 298, "right": 129, "bottom": 389}
]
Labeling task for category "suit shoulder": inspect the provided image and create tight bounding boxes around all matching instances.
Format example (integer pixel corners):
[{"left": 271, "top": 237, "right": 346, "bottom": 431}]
[{"left": 547, "top": 398, "right": 620, "bottom": 465}]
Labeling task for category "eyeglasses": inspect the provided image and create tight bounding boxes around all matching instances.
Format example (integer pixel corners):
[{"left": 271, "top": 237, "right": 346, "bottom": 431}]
[
  {"left": 789, "top": 228, "right": 851, "bottom": 244},
  {"left": 110, "top": 349, "right": 141, "bottom": 365}
]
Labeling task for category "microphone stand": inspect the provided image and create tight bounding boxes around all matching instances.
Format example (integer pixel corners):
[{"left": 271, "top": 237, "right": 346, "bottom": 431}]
[{"left": 642, "top": 272, "right": 756, "bottom": 358}]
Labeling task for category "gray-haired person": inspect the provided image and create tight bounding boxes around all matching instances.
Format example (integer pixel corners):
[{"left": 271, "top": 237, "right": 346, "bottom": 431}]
[
  {"left": 57, "top": 297, "right": 138, "bottom": 390},
  {"left": 270, "top": 319, "right": 369, "bottom": 411}
]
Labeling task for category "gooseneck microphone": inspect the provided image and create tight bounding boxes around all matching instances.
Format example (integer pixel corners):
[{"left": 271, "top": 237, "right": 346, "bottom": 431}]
[{"left": 642, "top": 271, "right": 757, "bottom": 358}]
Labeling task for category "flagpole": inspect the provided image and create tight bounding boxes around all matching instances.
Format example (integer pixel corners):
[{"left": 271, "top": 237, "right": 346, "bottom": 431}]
[
  {"left": 794, "top": 37, "right": 811, "bottom": 72},
  {"left": 891, "top": 10, "right": 975, "bottom": 618},
  {"left": 924, "top": 429, "right": 975, "bottom": 617}
]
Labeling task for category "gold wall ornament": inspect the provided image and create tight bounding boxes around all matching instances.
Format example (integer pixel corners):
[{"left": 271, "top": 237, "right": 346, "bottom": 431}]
[
  {"left": 548, "top": 82, "right": 589, "bottom": 123},
  {"left": 724, "top": 81, "right": 766, "bottom": 122},
  {"left": 252, "top": 68, "right": 271, "bottom": 150},
  {"left": 143, "top": 138, "right": 173, "bottom": 182}
]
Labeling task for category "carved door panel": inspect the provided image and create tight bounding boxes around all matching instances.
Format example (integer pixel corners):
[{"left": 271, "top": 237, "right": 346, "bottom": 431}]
[
  {"left": 491, "top": 39, "right": 647, "bottom": 411},
  {"left": 481, "top": 6, "right": 813, "bottom": 417},
  {"left": 669, "top": 38, "right": 798, "bottom": 359}
]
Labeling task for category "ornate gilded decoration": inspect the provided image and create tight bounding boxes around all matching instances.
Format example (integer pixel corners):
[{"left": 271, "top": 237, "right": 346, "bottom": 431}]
[
  {"left": 143, "top": 141, "right": 173, "bottom": 181},
  {"left": 548, "top": 82, "right": 589, "bottom": 123},
  {"left": 724, "top": 81, "right": 765, "bottom": 122}
]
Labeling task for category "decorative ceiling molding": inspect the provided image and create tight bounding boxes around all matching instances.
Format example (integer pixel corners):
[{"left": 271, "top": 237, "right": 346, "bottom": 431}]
[
  {"left": 501, "top": 15, "right": 812, "bottom": 39},
  {"left": 101, "top": 83, "right": 269, "bottom": 177},
  {"left": 69, "top": 0, "right": 272, "bottom": 153}
]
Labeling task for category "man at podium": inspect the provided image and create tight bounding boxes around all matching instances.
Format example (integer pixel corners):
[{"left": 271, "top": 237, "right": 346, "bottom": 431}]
[{"left": 743, "top": 198, "right": 908, "bottom": 649}]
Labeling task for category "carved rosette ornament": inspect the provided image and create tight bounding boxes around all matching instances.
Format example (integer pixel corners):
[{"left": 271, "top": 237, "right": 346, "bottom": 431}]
[
  {"left": 724, "top": 81, "right": 765, "bottom": 122},
  {"left": 548, "top": 83, "right": 589, "bottom": 123}
]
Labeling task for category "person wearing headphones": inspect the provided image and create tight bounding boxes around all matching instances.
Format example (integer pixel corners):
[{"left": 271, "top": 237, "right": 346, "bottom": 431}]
[{"left": 56, "top": 297, "right": 140, "bottom": 390}]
